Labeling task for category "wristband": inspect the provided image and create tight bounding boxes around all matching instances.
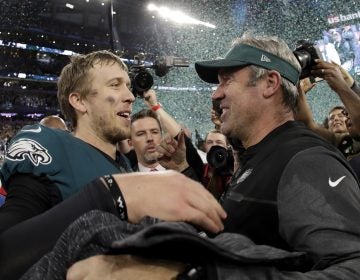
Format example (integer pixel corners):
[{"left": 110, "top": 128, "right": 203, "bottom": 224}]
[
  {"left": 102, "top": 175, "right": 128, "bottom": 221},
  {"left": 151, "top": 103, "right": 162, "bottom": 111}
]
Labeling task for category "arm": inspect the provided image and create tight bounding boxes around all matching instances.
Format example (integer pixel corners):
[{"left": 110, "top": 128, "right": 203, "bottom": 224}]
[
  {"left": 0, "top": 173, "right": 61, "bottom": 233},
  {"left": 204, "top": 147, "right": 360, "bottom": 279},
  {"left": 143, "top": 90, "right": 181, "bottom": 137},
  {"left": 312, "top": 60, "right": 360, "bottom": 133},
  {"left": 184, "top": 134, "right": 205, "bottom": 181},
  {"left": 67, "top": 255, "right": 184, "bottom": 280},
  {"left": 0, "top": 178, "right": 118, "bottom": 280},
  {"left": 143, "top": 90, "right": 204, "bottom": 177},
  {"left": 295, "top": 79, "right": 336, "bottom": 143},
  {"left": 0, "top": 172, "right": 226, "bottom": 280},
  {"left": 276, "top": 147, "right": 360, "bottom": 278},
  {"left": 156, "top": 131, "right": 202, "bottom": 181}
]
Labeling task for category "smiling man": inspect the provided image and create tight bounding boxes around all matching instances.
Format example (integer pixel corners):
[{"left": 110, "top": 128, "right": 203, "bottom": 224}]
[
  {"left": 327, "top": 106, "right": 348, "bottom": 133},
  {"left": 0, "top": 51, "right": 225, "bottom": 280},
  {"left": 0, "top": 51, "right": 135, "bottom": 231},
  {"left": 193, "top": 33, "right": 360, "bottom": 279},
  {"left": 27, "top": 33, "right": 360, "bottom": 280}
]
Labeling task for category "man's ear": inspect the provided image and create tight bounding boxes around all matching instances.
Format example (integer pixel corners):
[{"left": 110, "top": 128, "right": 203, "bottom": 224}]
[
  {"left": 69, "top": 92, "right": 87, "bottom": 113},
  {"left": 263, "top": 71, "right": 281, "bottom": 98},
  {"left": 128, "top": 138, "right": 133, "bottom": 147}
]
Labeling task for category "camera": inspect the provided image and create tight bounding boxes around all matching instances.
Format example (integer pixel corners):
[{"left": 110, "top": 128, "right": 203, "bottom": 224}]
[
  {"left": 128, "top": 54, "right": 190, "bottom": 97},
  {"left": 128, "top": 66, "right": 154, "bottom": 97},
  {"left": 206, "top": 145, "right": 234, "bottom": 176},
  {"left": 293, "top": 40, "right": 322, "bottom": 79}
]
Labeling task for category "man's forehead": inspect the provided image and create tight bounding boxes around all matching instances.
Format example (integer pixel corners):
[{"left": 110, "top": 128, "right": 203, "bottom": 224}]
[
  {"left": 329, "top": 108, "right": 346, "bottom": 116},
  {"left": 90, "top": 61, "right": 126, "bottom": 75},
  {"left": 131, "top": 117, "right": 160, "bottom": 129},
  {"left": 218, "top": 66, "right": 247, "bottom": 77},
  {"left": 207, "top": 132, "right": 226, "bottom": 140}
]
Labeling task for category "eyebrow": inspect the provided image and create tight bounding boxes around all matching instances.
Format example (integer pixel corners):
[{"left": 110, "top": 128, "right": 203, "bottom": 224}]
[
  {"left": 107, "top": 77, "right": 129, "bottom": 86},
  {"left": 134, "top": 127, "right": 160, "bottom": 133}
]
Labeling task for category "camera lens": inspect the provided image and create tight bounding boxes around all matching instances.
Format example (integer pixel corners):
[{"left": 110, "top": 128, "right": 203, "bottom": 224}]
[
  {"left": 133, "top": 70, "right": 153, "bottom": 92},
  {"left": 293, "top": 49, "right": 311, "bottom": 70},
  {"left": 215, "top": 150, "right": 226, "bottom": 162},
  {"left": 207, "top": 146, "right": 228, "bottom": 169}
]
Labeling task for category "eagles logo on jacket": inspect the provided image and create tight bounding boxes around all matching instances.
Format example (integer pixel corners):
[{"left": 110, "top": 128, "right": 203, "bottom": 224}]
[{"left": 0, "top": 124, "right": 130, "bottom": 200}]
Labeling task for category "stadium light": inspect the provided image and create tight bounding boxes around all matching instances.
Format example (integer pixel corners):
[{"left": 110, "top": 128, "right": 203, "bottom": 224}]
[
  {"left": 65, "top": 3, "right": 74, "bottom": 9},
  {"left": 147, "top": 3, "right": 216, "bottom": 28}
]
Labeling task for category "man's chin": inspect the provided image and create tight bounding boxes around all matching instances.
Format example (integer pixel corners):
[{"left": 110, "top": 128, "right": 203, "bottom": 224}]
[
  {"left": 333, "top": 128, "right": 347, "bottom": 134},
  {"left": 220, "top": 124, "right": 231, "bottom": 138},
  {"left": 144, "top": 153, "right": 159, "bottom": 163}
]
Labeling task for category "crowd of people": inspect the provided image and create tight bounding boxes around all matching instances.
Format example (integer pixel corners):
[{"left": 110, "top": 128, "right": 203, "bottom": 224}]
[
  {"left": 319, "top": 24, "right": 360, "bottom": 75},
  {"left": 0, "top": 32, "right": 359, "bottom": 280}
]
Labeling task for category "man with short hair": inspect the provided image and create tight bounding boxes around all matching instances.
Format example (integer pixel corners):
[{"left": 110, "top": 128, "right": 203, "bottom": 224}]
[
  {"left": 0, "top": 51, "right": 135, "bottom": 232},
  {"left": 127, "top": 90, "right": 203, "bottom": 178},
  {"left": 0, "top": 51, "right": 224, "bottom": 280},
  {"left": 327, "top": 106, "right": 348, "bottom": 134},
  {"left": 202, "top": 129, "right": 231, "bottom": 198},
  {"left": 62, "top": 33, "right": 360, "bottom": 279},
  {"left": 129, "top": 109, "right": 166, "bottom": 172},
  {"left": 295, "top": 61, "right": 360, "bottom": 160},
  {"left": 203, "top": 129, "right": 228, "bottom": 152}
]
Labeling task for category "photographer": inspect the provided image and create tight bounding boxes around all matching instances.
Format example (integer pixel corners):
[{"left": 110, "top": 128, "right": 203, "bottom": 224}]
[
  {"left": 202, "top": 129, "right": 232, "bottom": 199},
  {"left": 295, "top": 60, "right": 360, "bottom": 160}
]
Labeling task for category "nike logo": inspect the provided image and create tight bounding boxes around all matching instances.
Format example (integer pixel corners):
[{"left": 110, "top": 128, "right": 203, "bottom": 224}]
[
  {"left": 328, "top": 176, "right": 346, "bottom": 187},
  {"left": 22, "top": 127, "right": 42, "bottom": 133}
]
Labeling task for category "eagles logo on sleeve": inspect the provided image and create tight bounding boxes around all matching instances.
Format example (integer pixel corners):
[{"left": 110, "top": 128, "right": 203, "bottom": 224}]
[{"left": 5, "top": 138, "right": 52, "bottom": 166}]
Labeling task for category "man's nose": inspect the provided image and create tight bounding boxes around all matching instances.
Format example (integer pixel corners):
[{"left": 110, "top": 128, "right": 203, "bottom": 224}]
[
  {"left": 146, "top": 132, "right": 154, "bottom": 141},
  {"left": 211, "top": 87, "right": 222, "bottom": 100},
  {"left": 125, "top": 87, "right": 135, "bottom": 103}
]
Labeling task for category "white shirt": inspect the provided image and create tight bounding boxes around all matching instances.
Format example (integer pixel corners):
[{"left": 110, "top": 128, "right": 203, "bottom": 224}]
[{"left": 137, "top": 162, "right": 166, "bottom": 172}]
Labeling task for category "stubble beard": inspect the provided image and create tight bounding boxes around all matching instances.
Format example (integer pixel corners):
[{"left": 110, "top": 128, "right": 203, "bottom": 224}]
[
  {"left": 97, "top": 118, "right": 131, "bottom": 145},
  {"left": 143, "top": 152, "right": 159, "bottom": 165}
]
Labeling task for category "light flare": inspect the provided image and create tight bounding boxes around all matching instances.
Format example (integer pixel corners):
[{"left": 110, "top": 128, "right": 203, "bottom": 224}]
[{"left": 147, "top": 3, "right": 216, "bottom": 28}]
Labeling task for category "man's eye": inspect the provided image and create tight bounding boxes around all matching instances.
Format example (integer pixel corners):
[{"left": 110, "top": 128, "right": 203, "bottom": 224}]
[{"left": 111, "top": 83, "right": 120, "bottom": 87}]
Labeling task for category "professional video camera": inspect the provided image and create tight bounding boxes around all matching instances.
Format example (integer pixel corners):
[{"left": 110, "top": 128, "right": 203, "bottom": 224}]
[
  {"left": 206, "top": 145, "right": 234, "bottom": 176},
  {"left": 128, "top": 53, "right": 189, "bottom": 97},
  {"left": 293, "top": 40, "right": 323, "bottom": 79}
]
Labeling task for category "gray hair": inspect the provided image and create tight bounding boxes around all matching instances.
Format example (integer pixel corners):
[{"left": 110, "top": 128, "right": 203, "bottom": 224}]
[{"left": 233, "top": 33, "right": 301, "bottom": 112}]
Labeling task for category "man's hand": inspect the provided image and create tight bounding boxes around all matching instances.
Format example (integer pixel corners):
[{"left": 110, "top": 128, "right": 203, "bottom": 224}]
[
  {"left": 114, "top": 170, "right": 226, "bottom": 233},
  {"left": 157, "top": 130, "right": 188, "bottom": 172},
  {"left": 211, "top": 109, "right": 222, "bottom": 127},
  {"left": 311, "top": 60, "right": 352, "bottom": 93},
  {"left": 299, "top": 77, "right": 315, "bottom": 95},
  {"left": 143, "top": 89, "right": 158, "bottom": 107},
  {"left": 67, "top": 254, "right": 185, "bottom": 280}
]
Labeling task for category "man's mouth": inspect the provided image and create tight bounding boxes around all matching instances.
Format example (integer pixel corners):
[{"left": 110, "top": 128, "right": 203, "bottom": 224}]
[
  {"left": 117, "top": 111, "right": 131, "bottom": 120},
  {"left": 146, "top": 145, "right": 157, "bottom": 152}
]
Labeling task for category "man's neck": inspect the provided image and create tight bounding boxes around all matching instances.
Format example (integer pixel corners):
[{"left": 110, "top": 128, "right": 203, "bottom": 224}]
[
  {"left": 138, "top": 160, "right": 159, "bottom": 169},
  {"left": 243, "top": 114, "right": 294, "bottom": 149},
  {"left": 138, "top": 162, "right": 165, "bottom": 172},
  {"left": 73, "top": 128, "right": 117, "bottom": 160}
]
